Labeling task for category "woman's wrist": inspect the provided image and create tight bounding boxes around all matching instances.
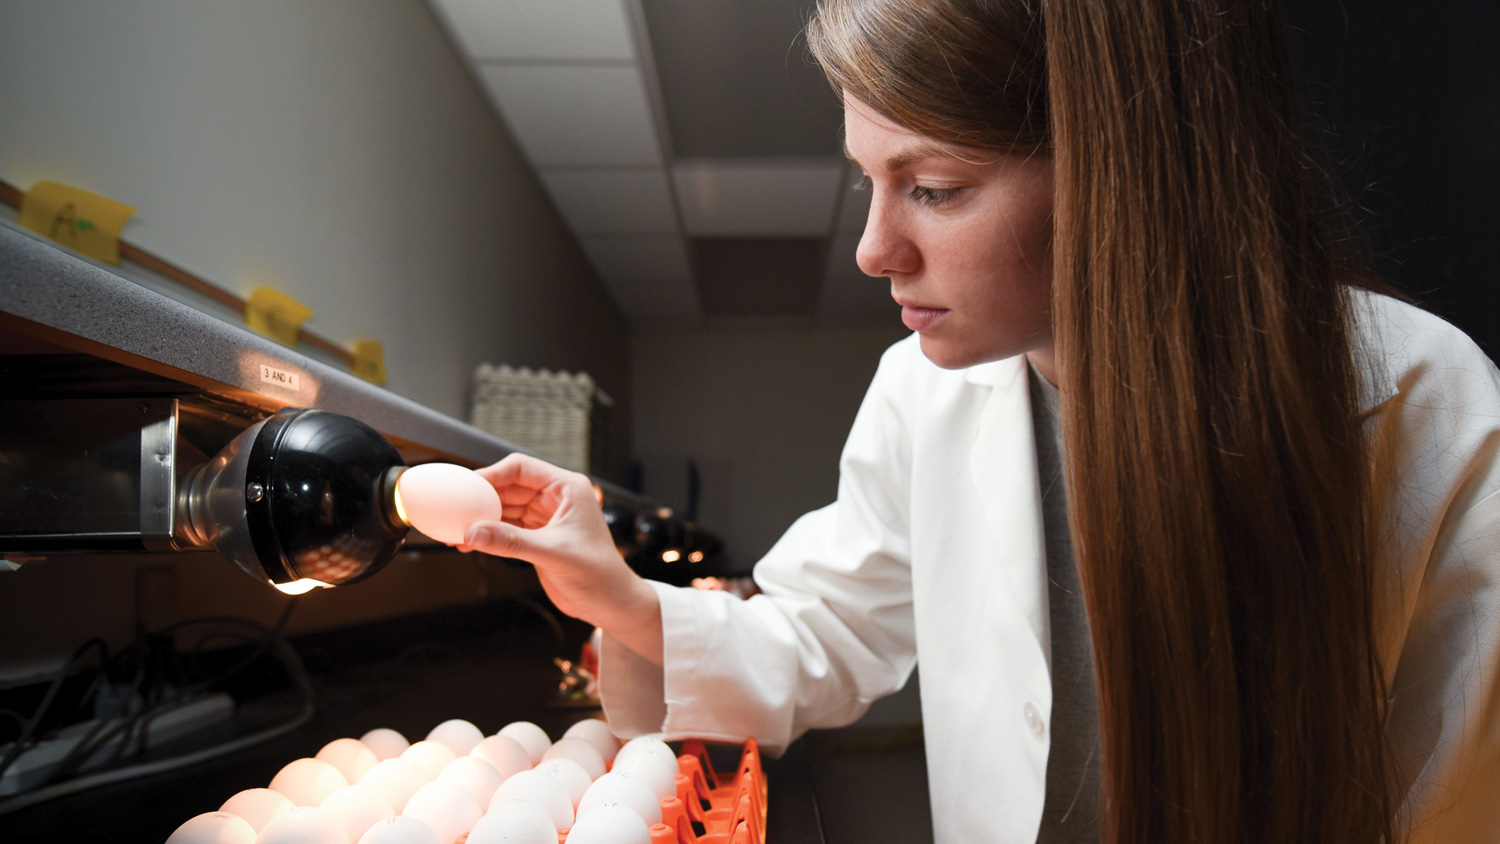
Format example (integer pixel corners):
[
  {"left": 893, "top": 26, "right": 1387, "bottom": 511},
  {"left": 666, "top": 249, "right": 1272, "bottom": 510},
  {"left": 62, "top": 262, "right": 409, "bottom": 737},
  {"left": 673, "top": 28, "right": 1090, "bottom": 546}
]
[{"left": 597, "top": 574, "right": 665, "bottom": 667}]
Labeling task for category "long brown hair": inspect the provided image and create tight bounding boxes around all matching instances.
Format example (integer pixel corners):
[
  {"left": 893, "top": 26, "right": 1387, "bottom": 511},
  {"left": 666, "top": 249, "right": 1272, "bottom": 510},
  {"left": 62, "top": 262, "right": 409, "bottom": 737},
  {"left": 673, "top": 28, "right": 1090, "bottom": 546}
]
[{"left": 807, "top": 1, "right": 1397, "bottom": 842}]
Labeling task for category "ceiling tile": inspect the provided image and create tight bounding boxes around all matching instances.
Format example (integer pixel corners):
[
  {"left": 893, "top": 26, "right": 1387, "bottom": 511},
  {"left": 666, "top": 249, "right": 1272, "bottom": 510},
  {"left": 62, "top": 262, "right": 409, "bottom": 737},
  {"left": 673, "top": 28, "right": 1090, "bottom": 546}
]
[
  {"left": 540, "top": 169, "right": 678, "bottom": 235},
  {"left": 427, "top": 0, "right": 635, "bottom": 62},
  {"left": 694, "top": 238, "right": 823, "bottom": 317},
  {"left": 672, "top": 158, "right": 845, "bottom": 237},
  {"left": 640, "top": 0, "right": 843, "bottom": 158},
  {"left": 581, "top": 236, "right": 693, "bottom": 285},
  {"left": 832, "top": 166, "right": 870, "bottom": 234},
  {"left": 818, "top": 232, "right": 895, "bottom": 321},
  {"left": 607, "top": 283, "right": 701, "bottom": 319},
  {"left": 478, "top": 64, "right": 661, "bottom": 167}
]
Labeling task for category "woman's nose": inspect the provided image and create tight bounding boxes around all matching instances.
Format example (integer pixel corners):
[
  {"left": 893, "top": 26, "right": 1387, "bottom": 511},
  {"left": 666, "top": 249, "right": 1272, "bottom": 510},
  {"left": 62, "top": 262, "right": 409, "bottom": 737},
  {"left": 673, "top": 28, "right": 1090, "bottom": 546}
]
[{"left": 855, "top": 200, "right": 919, "bottom": 278}]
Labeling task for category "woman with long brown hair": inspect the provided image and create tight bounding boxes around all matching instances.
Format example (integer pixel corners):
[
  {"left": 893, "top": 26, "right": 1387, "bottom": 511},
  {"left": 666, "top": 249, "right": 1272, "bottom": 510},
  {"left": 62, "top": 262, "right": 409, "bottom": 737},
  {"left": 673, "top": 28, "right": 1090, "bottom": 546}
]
[{"left": 459, "top": 0, "right": 1500, "bottom": 841}]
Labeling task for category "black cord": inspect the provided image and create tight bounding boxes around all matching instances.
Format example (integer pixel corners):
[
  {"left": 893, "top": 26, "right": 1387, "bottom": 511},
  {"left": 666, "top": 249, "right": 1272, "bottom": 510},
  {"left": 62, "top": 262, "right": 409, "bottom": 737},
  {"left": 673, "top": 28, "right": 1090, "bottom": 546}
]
[
  {"left": 0, "top": 639, "right": 108, "bottom": 783},
  {"left": 0, "top": 628, "right": 317, "bottom": 818},
  {"left": 0, "top": 613, "right": 318, "bottom": 817},
  {"left": 174, "top": 598, "right": 300, "bottom": 695}
]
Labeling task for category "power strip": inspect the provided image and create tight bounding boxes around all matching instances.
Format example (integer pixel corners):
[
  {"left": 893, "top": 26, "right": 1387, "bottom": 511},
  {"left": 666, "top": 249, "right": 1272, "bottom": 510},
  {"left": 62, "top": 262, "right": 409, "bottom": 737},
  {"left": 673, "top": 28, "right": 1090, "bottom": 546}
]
[{"left": 0, "top": 692, "right": 234, "bottom": 796}]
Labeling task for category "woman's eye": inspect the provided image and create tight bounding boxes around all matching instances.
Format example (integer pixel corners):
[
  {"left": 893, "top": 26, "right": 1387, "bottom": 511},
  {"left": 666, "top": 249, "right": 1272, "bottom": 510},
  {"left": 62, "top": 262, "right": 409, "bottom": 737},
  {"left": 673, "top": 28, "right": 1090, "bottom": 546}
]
[
  {"left": 852, "top": 174, "right": 871, "bottom": 192},
  {"left": 909, "top": 185, "right": 960, "bottom": 206}
]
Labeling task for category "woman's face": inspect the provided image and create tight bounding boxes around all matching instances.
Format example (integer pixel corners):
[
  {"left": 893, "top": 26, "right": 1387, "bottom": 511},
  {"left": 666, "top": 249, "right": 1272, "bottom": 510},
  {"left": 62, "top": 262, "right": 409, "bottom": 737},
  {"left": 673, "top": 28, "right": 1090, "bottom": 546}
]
[{"left": 845, "top": 94, "right": 1056, "bottom": 376}]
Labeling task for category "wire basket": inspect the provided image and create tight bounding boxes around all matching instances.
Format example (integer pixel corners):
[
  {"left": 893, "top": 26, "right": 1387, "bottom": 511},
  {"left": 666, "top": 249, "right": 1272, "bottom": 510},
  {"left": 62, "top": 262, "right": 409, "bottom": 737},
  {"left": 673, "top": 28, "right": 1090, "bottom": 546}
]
[{"left": 469, "top": 364, "right": 605, "bottom": 473}]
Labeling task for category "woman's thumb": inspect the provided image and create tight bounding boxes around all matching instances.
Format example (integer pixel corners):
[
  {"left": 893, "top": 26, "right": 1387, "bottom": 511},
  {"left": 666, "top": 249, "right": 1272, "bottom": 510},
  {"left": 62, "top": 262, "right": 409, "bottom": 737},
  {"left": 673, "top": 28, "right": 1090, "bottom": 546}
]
[{"left": 463, "top": 520, "right": 534, "bottom": 561}]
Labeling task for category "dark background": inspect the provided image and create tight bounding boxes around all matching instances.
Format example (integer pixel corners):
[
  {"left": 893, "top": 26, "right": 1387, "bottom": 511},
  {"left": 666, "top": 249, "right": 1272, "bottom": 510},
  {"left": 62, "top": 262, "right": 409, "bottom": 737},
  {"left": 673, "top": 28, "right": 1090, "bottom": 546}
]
[{"left": 1285, "top": 0, "right": 1500, "bottom": 360}]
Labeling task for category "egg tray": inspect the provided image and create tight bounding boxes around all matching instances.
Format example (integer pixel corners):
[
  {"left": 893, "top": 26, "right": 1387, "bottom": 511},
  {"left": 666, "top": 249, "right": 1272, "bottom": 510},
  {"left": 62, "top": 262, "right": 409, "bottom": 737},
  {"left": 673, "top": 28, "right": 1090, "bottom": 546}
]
[{"left": 626, "top": 738, "right": 767, "bottom": 844}]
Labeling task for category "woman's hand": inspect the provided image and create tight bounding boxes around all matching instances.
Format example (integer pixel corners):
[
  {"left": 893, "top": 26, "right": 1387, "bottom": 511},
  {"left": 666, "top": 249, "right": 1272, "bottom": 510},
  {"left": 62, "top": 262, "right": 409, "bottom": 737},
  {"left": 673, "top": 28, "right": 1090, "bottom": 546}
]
[{"left": 458, "top": 453, "right": 664, "bottom": 665}]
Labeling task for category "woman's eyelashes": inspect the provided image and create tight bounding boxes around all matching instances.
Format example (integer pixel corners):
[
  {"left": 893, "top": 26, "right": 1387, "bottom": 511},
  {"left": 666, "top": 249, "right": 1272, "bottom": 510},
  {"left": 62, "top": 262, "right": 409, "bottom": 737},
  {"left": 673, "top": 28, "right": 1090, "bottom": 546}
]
[
  {"left": 851, "top": 174, "right": 962, "bottom": 207},
  {"left": 908, "top": 184, "right": 961, "bottom": 206}
]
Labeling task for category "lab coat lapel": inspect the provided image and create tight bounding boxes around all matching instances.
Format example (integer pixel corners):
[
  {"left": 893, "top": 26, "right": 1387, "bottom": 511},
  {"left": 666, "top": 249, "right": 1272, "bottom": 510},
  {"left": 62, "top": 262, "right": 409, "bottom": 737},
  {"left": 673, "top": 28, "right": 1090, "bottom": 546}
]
[{"left": 967, "top": 359, "right": 1051, "bottom": 657}]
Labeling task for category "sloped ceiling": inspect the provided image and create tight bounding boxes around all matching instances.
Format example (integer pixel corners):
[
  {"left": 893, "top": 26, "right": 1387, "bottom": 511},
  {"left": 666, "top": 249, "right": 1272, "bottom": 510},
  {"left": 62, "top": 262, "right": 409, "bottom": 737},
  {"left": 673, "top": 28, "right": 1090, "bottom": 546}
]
[{"left": 425, "top": 0, "right": 893, "bottom": 329}]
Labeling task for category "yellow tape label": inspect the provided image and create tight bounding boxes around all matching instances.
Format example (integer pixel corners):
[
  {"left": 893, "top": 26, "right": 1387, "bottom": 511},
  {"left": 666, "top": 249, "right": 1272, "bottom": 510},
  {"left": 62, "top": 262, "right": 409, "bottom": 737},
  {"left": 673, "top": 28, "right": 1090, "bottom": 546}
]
[
  {"left": 245, "top": 287, "right": 313, "bottom": 346},
  {"left": 19, "top": 181, "right": 136, "bottom": 265},
  {"left": 352, "top": 340, "right": 387, "bottom": 385}
]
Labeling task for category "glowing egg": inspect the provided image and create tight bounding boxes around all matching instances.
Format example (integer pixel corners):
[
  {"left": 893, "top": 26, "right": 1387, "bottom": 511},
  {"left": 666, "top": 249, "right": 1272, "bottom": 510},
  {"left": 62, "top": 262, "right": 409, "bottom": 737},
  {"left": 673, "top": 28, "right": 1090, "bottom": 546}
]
[
  {"left": 470, "top": 735, "right": 532, "bottom": 781},
  {"left": 541, "top": 737, "right": 606, "bottom": 781},
  {"left": 425, "top": 718, "right": 484, "bottom": 757},
  {"left": 400, "top": 740, "right": 458, "bottom": 779},
  {"left": 359, "top": 728, "right": 411, "bottom": 762},
  {"left": 319, "top": 785, "right": 394, "bottom": 843},
  {"left": 166, "top": 812, "right": 257, "bottom": 844},
  {"left": 534, "top": 757, "right": 593, "bottom": 808},
  {"left": 562, "top": 718, "right": 620, "bottom": 763},
  {"left": 395, "top": 463, "right": 502, "bottom": 545},
  {"left": 253, "top": 806, "right": 347, "bottom": 844},
  {"left": 577, "top": 772, "right": 663, "bottom": 826},
  {"left": 488, "top": 769, "right": 574, "bottom": 832},
  {"left": 316, "top": 737, "right": 379, "bottom": 784},
  {"left": 609, "top": 743, "right": 679, "bottom": 800},
  {"left": 465, "top": 799, "right": 558, "bottom": 844},
  {"left": 268, "top": 757, "right": 350, "bottom": 807},
  {"left": 220, "top": 788, "right": 295, "bottom": 833},
  {"left": 402, "top": 780, "right": 482, "bottom": 843},
  {"left": 439, "top": 756, "right": 503, "bottom": 806},
  {"left": 497, "top": 721, "right": 551, "bottom": 765},
  {"left": 563, "top": 804, "right": 652, "bottom": 844},
  {"left": 356, "top": 815, "right": 440, "bottom": 844},
  {"left": 359, "top": 757, "right": 432, "bottom": 813}
]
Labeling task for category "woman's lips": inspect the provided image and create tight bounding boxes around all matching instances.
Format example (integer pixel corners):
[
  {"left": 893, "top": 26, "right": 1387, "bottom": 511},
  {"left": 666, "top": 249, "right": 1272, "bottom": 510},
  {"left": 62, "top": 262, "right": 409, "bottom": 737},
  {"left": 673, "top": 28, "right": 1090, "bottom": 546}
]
[{"left": 900, "top": 304, "right": 948, "bottom": 332}]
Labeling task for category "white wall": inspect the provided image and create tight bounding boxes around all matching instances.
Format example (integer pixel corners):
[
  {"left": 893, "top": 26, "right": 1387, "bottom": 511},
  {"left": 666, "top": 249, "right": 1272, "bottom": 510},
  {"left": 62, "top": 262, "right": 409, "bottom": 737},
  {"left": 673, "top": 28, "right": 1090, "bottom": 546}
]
[
  {"left": 0, "top": 0, "right": 629, "bottom": 432},
  {"left": 631, "top": 322, "right": 908, "bottom": 569}
]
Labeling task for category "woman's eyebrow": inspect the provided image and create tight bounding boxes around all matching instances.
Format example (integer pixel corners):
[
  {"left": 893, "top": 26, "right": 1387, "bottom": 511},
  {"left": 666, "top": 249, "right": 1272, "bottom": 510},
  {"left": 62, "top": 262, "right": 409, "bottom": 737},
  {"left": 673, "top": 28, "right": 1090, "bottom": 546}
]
[{"left": 842, "top": 142, "right": 950, "bottom": 172}]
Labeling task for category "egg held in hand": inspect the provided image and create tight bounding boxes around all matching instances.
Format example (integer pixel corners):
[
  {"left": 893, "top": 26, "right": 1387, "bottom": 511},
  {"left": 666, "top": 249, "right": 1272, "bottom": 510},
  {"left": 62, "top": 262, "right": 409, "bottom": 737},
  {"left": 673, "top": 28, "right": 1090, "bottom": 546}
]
[{"left": 393, "top": 463, "right": 502, "bottom": 545}]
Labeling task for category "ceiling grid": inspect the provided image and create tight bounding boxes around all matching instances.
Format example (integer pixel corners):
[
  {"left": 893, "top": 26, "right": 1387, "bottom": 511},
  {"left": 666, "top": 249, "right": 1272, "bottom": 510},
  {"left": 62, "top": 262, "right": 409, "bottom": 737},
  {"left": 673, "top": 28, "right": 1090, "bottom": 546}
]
[{"left": 425, "top": 0, "right": 894, "bottom": 327}]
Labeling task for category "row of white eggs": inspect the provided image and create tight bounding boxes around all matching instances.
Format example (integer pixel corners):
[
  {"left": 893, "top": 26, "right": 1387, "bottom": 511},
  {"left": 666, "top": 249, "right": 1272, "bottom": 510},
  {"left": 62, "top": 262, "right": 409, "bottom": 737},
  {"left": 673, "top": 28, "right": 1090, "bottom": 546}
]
[{"left": 166, "top": 717, "right": 683, "bottom": 844}]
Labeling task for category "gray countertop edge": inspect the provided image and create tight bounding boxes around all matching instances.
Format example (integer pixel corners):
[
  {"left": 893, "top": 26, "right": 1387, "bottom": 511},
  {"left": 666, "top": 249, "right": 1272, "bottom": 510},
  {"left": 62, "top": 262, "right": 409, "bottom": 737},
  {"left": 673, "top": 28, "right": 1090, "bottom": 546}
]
[{"left": 0, "top": 222, "right": 640, "bottom": 500}]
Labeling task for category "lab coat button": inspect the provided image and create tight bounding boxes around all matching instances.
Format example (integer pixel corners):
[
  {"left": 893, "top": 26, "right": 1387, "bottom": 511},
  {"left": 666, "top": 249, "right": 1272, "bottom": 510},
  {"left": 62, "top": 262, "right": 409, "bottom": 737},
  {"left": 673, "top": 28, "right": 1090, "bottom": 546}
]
[{"left": 1024, "top": 701, "right": 1045, "bottom": 737}]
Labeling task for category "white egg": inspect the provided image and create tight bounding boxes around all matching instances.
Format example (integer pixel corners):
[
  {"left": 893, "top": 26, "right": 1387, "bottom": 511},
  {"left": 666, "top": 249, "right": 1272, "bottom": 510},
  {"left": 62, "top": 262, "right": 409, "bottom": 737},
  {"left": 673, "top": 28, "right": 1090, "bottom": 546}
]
[
  {"left": 577, "top": 772, "right": 663, "bottom": 826},
  {"left": 562, "top": 718, "right": 620, "bottom": 763},
  {"left": 533, "top": 757, "right": 593, "bottom": 808},
  {"left": 439, "top": 756, "right": 503, "bottom": 807},
  {"left": 356, "top": 815, "right": 440, "bottom": 844},
  {"left": 541, "top": 736, "right": 606, "bottom": 781},
  {"left": 488, "top": 769, "right": 574, "bottom": 832},
  {"left": 609, "top": 747, "right": 679, "bottom": 800},
  {"left": 400, "top": 740, "right": 458, "bottom": 779},
  {"left": 359, "top": 728, "right": 411, "bottom": 762},
  {"left": 425, "top": 718, "right": 484, "bottom": 757},
  {"left": 564, "top": 804, "right": 652, "bottom": 844},
  {"left": 319, "top": 785, "right": 395, "bottom": 843},
  {"left": 496, "top": 721, "right": 552, "bottom": 765},
  {"left": 166, "top": 811, "right": 257, "bottom": 844},
  {"left": 359, "top": 757, "right": 433, "bottom": 813},
  {"left": 470, "top": 735, "right": 532, "bottom": 781},
  {"left": 395, "top": 463, "right": 502, "bottom": 545},
  {"left": 253, "top": 806, "right": 347, "bottom": 844},
  {"left": 220, "top": 788, "right": 295, "bottom": 833},
  {"left": 465, "top": 799, "right": 558, "bottom": 844},
  {"left": 268, "top": 757, "right": 350, "bottom": 807},
  {"left": 402, "top": 780, "right": 482, "bottom": 843},
  {"left": 316, "top": 737, "right": 379, "bottom": 784}
]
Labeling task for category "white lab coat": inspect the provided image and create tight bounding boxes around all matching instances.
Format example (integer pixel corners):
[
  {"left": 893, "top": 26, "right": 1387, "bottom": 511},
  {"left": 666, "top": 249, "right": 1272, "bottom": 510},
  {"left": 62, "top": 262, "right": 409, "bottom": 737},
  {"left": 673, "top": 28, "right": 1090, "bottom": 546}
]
[{"left": 600, "top": 291, "right": 1500, "bottom": 843}]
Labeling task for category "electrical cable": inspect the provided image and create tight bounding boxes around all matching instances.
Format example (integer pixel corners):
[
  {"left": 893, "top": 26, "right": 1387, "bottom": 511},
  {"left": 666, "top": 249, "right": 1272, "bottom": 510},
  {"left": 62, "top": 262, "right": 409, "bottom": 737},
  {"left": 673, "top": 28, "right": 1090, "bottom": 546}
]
[
  {"left": 0, "top": 638, "right": 108, "bottom": 784},
  {"left": 0, "top": 612, "right": 316, "bottom": 817},
  {"left": 174, "top": 599, "right": 300, "bottom": 696}
]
